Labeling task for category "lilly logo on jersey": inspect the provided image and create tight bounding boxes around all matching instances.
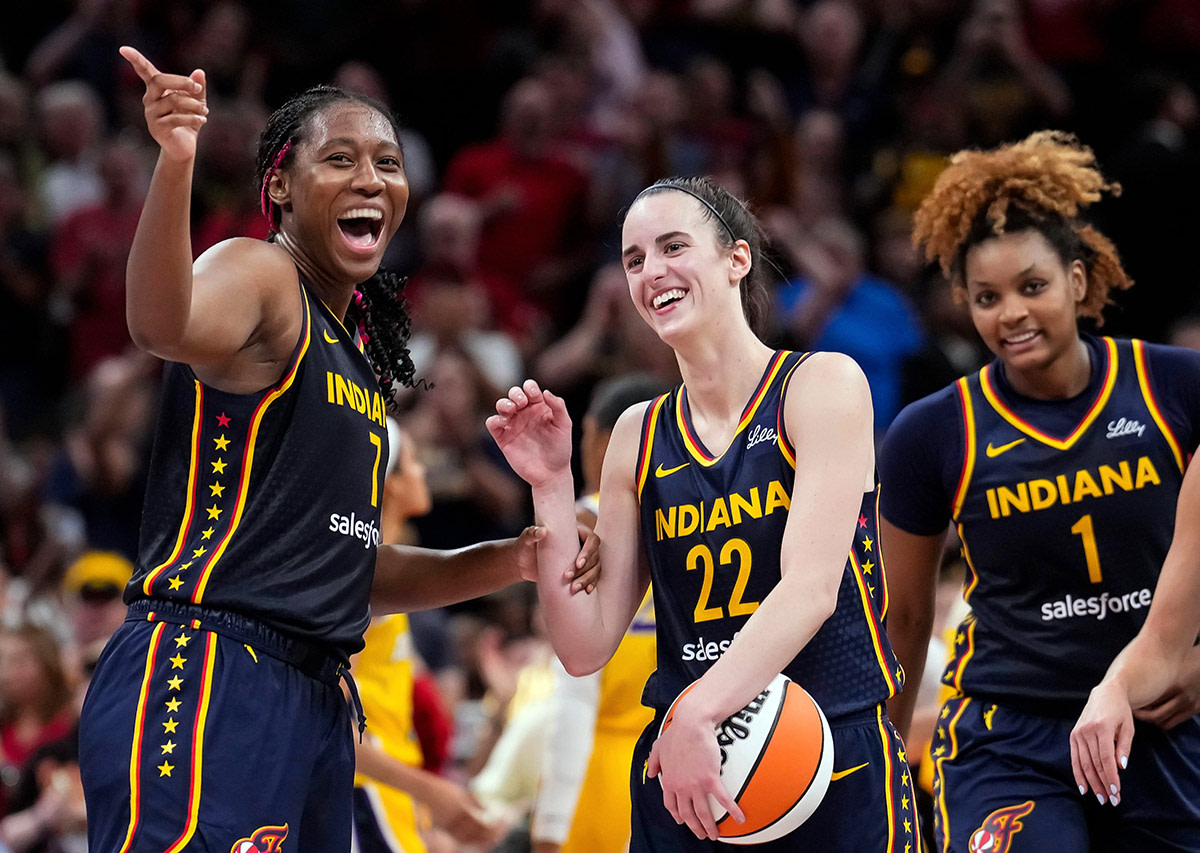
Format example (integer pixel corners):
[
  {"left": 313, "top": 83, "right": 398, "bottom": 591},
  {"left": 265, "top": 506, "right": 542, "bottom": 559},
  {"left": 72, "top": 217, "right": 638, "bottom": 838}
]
[
  {"left": 328, "top": 511, "right": 380, "bottom": 549},
  {"left": 1106, "top": 417, "right": 1146, "bottom": 439},
  {"left": 745, "top": 424, "right": 777, "bottom": 451},
  {"left": 232, "top": 823, "right": 288, "bottom": 853},
  {"left": 968, "top": 802, "right": 1033, "bottom": 853}
]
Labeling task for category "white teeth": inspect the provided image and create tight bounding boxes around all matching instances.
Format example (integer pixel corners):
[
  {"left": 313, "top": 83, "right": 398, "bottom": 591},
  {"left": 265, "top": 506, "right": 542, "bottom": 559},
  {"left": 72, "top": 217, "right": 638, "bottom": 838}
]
[
  {"left": 653, "top": 289, "right": 686, "bottom": 309},
  {"left": 342, "top": 208, "right": 383, "bottom": 220},
  {"left": 1006, "top": 330, "right": 1037, "bottom": 344}
]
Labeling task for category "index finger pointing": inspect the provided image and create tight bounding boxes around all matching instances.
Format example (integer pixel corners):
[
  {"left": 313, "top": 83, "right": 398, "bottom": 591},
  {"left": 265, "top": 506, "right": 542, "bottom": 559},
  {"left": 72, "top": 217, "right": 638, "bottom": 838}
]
[{"left": 119, "top": 46, "right": 160, "bottom": 82}]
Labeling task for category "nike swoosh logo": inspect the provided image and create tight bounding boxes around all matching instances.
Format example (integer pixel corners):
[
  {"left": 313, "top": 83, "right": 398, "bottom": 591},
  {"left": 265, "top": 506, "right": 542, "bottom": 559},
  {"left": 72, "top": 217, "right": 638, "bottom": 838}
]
[
  {"left": 985, "top": 438, "right": 1025, "bottom": 458},
  {"left": 323, "top": 329, "right": 339, "bottom": 344},
  {"left": 830, "top": 762, "right": 869, "bottom": 782},
  {"left": 655, "top": 462, "right": 690, "bottom": 478}
]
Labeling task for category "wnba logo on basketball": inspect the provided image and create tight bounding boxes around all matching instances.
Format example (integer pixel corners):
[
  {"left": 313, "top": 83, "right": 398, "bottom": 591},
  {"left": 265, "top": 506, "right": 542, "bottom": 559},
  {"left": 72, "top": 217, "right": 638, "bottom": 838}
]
[
  {"left": 231, "top": 823, "right": 289, "bottom": 853},
  {"left": 968, "top": 802, "right": 1034, "bottom": 853}
]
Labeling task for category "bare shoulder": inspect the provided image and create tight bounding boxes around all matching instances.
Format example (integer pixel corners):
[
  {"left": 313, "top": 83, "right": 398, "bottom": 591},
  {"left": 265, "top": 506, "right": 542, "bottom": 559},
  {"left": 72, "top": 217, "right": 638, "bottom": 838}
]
[
  {"left": 790, "top": 351, "right": 869, "bottom": 395},
  {"left": 194, "top": 237, "right": 298, "bottom": 295},
  {"left": 603, "top": 399, "right": 659, "bottom": 483}
]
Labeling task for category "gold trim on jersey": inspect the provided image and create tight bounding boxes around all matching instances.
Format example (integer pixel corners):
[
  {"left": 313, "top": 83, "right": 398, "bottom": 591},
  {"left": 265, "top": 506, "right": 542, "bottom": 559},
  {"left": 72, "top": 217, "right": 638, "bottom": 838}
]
[
  {"left": 978, "top": 337, "right": 1119, "bottom": 451},
  {"left": 849, "top": 549, "right": 900, "bottom": 697},
  {"left": 163, "top": 631, "right": 218, "bottom": 852},
  {"left": 193, "top": 289, "right": 314, "bottom": 602},
  {"left": 952, "top": 378, "right": 977, "bottom": 522},
  {"left": 934, "top": 697, "right": 972, "bottom": 853},
  {"left": 1132, "top": 339, "right": 1185, "bottom": 472},
  {"left": 118, "top": 622, "right": 167, "bottom": 853},
  {"left": 775, "top": 351, "right": 812, "bottom": 469},
  {"left": 876, "top": 705, "right": 897, "bottom": 852},
  {"left": 675, "top": 350, "right": 790, "bottom": 466},
  {"left": 143, "top": 383, "right": 205, "bottom": 596},
  {"left": 636, "top": 395, "right": 670, "bottom": 501}
]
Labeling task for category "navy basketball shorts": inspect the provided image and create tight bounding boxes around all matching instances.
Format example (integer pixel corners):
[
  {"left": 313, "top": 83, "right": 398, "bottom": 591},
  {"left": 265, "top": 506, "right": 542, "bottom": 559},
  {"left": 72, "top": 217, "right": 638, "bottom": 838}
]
[
  {"left": 630, "top": 704, "right": 920, "bottom": 851},
  {"left": 79, "top": 601, "right": 356, "bottom": 853},
  {"left": 931, "top": 695, "right": 1200, "bottom": 852}
]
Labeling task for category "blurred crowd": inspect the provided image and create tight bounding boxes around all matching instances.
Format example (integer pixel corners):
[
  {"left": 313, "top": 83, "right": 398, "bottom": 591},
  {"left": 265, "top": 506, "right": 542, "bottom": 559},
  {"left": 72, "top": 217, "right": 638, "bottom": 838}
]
[{"left": 0, "top": 0, "right": 1198, "bottom": 849}]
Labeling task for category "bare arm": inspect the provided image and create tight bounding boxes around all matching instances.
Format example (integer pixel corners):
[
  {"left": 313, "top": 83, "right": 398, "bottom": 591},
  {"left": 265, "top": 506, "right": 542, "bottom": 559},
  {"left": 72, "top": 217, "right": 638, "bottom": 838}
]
[
  {"left": 487, "top": 381, "right": 650, "bottom": 675},
  {"left": 371, "top": 524, "right": 601, "bottom": 615},
  {"left": 353, "top": 740, "right": 501, "bottom": 846},
  {"left": 650, "top": 352, "right": 875, "bottom": 839},
  {"left": 119, "top": 47, "right": 297, "bottom": 384},
  {"left": 881, "top": 520, "right": 945, "bottom": 741},
  {"left": 1072, "top": 452, "right": 1200, "bottom": 799}
]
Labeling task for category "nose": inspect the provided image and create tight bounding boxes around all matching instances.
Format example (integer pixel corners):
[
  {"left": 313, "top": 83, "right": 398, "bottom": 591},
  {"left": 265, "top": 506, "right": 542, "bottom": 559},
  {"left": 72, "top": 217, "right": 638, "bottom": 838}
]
[
  {"left": 641, "top": 251, "right": 667, "bottom": 282},
  {"left": 351, "top": 160, "right": 385, "bottom": 195},
  {"left": 998, "top": 293, "right": 1028, "bottom": 325}
]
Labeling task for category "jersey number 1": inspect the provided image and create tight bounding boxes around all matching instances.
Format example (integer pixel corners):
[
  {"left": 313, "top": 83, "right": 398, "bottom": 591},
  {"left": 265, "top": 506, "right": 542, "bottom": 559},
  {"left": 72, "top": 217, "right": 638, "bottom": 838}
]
[{"left": 1070, "top": 514, "right": 1103, "bottom": 583}]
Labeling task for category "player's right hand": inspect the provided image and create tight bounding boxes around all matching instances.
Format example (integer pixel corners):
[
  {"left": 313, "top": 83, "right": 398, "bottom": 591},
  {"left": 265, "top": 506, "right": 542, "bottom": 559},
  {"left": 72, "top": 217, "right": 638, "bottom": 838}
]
[
  {"left": 424, "top": 776, "right": 505, "bottom": 847},
  {"left": 486, "top": 379, "right": 573, "bottom": 489},
  {"left": 1070, "top": 678, "right": 1133, "bottom": 806},
  {"left": 119, "top": 46, "right": 207, "bottom": 162}
]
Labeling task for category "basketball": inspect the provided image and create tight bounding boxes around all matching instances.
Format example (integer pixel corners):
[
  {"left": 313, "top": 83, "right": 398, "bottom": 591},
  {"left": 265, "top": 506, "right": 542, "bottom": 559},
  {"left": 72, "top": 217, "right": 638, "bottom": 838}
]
[{"left": 659, "top": 672, "right": 833, "bottom": 845}]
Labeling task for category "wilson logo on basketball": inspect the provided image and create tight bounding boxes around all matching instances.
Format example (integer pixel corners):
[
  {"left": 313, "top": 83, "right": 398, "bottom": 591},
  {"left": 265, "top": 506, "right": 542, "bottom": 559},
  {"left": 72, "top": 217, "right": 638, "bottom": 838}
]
[
  {"left": 968, "top": 802, "right": 1034, "bottom": 853},
  {"left": 715, "top": 687, "right": 770, "bottom": 767},
  {"left": 231, "top": 823, "right": 289, "bottom": 853}
]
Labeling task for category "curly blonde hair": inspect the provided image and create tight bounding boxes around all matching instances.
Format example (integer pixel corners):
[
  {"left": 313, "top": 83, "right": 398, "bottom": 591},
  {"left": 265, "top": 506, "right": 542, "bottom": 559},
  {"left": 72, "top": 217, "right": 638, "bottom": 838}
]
[{"left": 912, "top": 130, "right": 1133, "bottom": 321}]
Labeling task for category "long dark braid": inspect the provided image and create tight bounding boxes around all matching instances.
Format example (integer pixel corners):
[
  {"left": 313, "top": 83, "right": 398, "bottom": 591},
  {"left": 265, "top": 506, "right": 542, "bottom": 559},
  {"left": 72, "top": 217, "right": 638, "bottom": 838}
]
[{"left": 255, "top": 85, "right": 420, "bottom": 408}]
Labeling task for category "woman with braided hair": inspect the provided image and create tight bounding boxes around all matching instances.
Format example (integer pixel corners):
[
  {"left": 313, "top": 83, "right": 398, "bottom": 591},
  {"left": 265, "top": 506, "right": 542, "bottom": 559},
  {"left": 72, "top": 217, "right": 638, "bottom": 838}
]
[
  {"left": 76, "top": 48, "right": 599, "bottom": 852},
  {"left": 879, "top": 130, "right": 1200, "bottom": 851}
]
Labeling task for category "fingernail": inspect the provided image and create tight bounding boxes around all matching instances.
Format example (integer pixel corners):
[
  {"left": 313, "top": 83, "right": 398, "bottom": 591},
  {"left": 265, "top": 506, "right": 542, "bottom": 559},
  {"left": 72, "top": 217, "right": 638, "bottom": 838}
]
[
  {"left": 1111, "top": 794, "right": 1120, "bottom": 806},
  {"left": 1097, "top": 793, "right": 1106, "bottom": 805},
  {"left": 1078, "top": 784, "right": 1086, "bottom": 795},
  {"left": 1110, "top": 784, "right": 1118, "bottom": 795},
  {"left": 1120, "top": 755, "right": 1128, "bottom": 769},
  {"left": 565, "top": 570, "right": 575, "bottom": 578}
]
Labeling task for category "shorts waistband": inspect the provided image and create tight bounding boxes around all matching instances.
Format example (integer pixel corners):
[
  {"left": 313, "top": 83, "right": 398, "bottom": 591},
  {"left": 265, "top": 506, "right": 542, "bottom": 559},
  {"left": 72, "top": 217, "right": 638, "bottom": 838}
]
[{"left": 126, "top": 599, "right": 350, "bottom": 687}]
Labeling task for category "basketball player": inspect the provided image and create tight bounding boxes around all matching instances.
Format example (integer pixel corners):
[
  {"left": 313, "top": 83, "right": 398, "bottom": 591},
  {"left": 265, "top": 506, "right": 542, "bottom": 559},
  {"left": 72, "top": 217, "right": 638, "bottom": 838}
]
[
  {"left": 490, "top": 176, "right": 916, "bottom": 850},
  {"left": 531, "top": 375, "right": 666, "bottom": 853},
  {"left": 352, "top": 419, "right": 502, "bottom": 852},
  {"left": 880, "top": 131, "right": 1200, "bottom": 851},
  {"left": 1071, "top": 437, "right": 1200, "bottom": 802},
  {"left": 78, "top": 48, "right": 597, "bottom": 853}
]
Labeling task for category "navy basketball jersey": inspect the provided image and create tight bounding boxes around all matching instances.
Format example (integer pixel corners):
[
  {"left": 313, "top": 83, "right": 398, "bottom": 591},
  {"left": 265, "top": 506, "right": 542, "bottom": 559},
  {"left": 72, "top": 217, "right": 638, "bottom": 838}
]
[
  {"left": 945, "top": 337, "right": 1186, "bottom": 706},
  {"left": 129, "top": 282, "right": 388, "bottom": 656},
  {"left": 636, "top": 350, "right": 901, "bottom": 720}
]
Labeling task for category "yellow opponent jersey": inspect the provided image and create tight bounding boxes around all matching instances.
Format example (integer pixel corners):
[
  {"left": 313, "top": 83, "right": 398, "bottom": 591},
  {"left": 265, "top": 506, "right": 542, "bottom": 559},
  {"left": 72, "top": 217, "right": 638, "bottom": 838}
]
[
  {"left": 562, "top": 592, "right": 657, "bottom": 853},
  {"left": 353, "top": 614, "right": 425, "bottom": 852}
]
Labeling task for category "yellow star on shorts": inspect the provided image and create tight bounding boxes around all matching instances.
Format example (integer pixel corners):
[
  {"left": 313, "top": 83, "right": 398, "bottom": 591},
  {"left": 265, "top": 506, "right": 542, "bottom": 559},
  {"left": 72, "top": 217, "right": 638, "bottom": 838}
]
[
  {"left": 169, "top": 653, "right": 187, "bottom": 670},
  {"left": 158, "top": 761, "right": 174, "bottom": 777},
  {"left": 167, "top": 676, "right": 183, "bottom": 691},
  {"left": 168, "top": 577, "right": 184, "bottom": 591},
  {"left": 165, "top": 697, "right": 181, "bottom": 712},
  {"left": 163, "top": 718, "right": 179, "bottom": 734},
  {"left": 161, "top": 740, "right": 176, "bottom": 755},
  {"left": 175, "top": 633, "right": 191, "bottom": 648}
]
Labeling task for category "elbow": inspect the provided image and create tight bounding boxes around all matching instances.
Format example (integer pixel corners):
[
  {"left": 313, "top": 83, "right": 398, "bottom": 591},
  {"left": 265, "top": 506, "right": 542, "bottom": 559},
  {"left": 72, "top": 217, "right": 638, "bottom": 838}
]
[{"left": 560, "top": 654, "right": 604, "bottom": 679}]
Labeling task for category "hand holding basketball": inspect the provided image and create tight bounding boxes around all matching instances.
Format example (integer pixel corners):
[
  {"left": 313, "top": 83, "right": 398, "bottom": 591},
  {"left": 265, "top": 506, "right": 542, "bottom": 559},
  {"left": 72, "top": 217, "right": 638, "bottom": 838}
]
[
  {"left": 649, "top": 691, "right": 745, "bottom": 840},
  {"left": 487, "top": 380, "right": 573, "bottom": 489},
  {"left": 119, "top": 46, "right": 208, "bottom": 163}
]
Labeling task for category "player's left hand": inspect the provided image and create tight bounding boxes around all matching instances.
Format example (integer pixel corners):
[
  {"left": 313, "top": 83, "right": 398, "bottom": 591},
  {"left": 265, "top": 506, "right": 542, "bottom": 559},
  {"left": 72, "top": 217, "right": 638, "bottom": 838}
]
[
  {"left": 648, "top": 700, "right": 744, "bottom": 840},
  {"left": 1134, "top": 649, "right": 1200, "bottom": 730},
  {"left": 512, "top": 524, "right": 600, "bottom": 594}
]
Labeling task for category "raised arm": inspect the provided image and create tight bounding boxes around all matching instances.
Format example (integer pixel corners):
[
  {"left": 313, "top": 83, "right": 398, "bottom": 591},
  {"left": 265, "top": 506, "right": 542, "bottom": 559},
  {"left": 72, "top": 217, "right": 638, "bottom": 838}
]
[
  {"left": 1071, "top": 452, "right": 1200, "bottom": 800},
  {"left": 119, "top": 47, "right": 296, "bottom": 381},
  {"left": 648, "top": 352, "right": 875, "bottom": 839},
  {"left": 488, "top": 380, "right": 649, "bottom": 675}
]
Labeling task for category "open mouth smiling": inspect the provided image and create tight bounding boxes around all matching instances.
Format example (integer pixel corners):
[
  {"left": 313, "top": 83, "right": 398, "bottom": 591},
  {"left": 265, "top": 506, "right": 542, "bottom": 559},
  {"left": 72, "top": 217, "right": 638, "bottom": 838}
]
[{"left": 337, "top": 207, "right": 384, "bottom": 250}]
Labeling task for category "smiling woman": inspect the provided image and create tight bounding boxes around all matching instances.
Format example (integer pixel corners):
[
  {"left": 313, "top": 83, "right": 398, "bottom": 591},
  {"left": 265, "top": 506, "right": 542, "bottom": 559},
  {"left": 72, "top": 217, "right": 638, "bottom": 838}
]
[
  {"left": 878, "top": 131, "right": 1200, "bottom": 852},
  {"left": 75, "top": 48, "right": 602, "bottom": 853}
]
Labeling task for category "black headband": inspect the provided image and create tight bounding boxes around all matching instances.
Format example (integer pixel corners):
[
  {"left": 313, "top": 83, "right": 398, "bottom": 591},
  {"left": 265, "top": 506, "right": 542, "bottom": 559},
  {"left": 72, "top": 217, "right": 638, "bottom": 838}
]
[{"left": 635, "top": 183, "right": 737, "bottom": 242}]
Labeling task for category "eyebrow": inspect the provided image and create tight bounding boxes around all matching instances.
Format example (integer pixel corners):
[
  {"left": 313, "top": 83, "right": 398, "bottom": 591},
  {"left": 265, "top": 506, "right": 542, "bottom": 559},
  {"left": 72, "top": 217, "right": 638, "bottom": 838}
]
[
  {"left": 969, "top": 262, "right": 1038, "bottom": 288},
  {"left": 621, "top": 230, "right": 690, "bottom": 260},
  {"left": 317, "top": 136, "right": 400, "bottom": 151}
]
